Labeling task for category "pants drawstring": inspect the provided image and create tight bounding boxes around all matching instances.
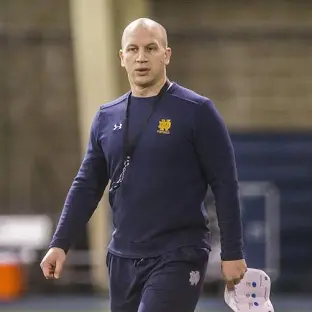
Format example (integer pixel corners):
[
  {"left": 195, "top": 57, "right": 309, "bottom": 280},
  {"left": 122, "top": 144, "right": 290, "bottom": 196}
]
[{"left": 133, "top": 258, "right": 145, "bottom": 267}]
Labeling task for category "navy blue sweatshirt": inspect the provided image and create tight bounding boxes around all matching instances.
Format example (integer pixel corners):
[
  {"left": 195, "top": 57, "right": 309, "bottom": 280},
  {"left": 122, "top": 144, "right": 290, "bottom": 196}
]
[{"left": 49, "top": 81, "right": 244, "bottom": 261}]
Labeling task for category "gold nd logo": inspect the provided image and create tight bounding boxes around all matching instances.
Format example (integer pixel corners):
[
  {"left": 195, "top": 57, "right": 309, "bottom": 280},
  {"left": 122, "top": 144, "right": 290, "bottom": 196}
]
[{"left": 157, "top": 119, "right": 171, "bottom": 135}]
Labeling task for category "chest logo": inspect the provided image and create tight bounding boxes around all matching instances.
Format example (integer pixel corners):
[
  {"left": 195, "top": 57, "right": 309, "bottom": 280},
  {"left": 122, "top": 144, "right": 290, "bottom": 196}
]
[
  {"left": 113, "top": 123, "right": 123, "bottom": 131},
  {"left": 157, "top": 119, "right": 171, "bottom": 135}
]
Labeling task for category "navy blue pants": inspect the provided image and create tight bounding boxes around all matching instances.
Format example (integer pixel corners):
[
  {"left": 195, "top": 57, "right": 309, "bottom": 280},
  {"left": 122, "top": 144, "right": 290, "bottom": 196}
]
[{"left": 106, "top": 246, "right": 209, "bottom": 312}]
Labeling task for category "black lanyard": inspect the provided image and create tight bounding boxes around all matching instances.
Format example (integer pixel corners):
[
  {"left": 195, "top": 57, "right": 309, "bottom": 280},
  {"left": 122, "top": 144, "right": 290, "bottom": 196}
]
[{"left": 110, "top": 80, "right": 171, "bottom": 191}]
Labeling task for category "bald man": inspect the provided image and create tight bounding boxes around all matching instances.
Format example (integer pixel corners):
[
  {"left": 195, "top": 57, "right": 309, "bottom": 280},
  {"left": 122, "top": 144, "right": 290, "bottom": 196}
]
[{"left": 40, "top": 18, "right": 247, "bottom": 312}]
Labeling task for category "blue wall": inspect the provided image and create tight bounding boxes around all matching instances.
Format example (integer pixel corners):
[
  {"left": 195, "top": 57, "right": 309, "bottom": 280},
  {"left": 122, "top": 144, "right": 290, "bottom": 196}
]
[{"left": 231, "top": 132, "right": 312, "bottom": 293}]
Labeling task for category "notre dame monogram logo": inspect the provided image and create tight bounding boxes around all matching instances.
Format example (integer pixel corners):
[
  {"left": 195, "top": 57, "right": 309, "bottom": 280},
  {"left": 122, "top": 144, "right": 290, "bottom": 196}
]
[{"left": 157, "top": 119, "right": 171, "bottom": 135}]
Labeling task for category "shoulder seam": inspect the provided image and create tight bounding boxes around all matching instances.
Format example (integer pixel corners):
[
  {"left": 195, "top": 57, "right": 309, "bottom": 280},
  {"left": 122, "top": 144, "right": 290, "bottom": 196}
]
[
  {"left": 99, "top": 93, "right": 129, "bottom": 111},
  {"left": 94, "top": 109, "right": 101, "bottom": 143},
  {"left": 168, "top": 93, "right": 210, "bottom": 106}
]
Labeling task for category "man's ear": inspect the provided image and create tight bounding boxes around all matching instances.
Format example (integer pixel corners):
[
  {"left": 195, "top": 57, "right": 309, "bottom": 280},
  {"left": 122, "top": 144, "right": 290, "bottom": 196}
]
[
  {"left": 119, "top": 49, "right": 125, "bottom": 67},
  {"left": 164, "top": 47, "right": 172, "bottom": 65}
]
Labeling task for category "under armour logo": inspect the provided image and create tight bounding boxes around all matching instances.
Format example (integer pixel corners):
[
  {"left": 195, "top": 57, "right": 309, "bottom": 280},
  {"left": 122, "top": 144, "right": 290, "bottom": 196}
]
[
  {"left": 189, "top": 271, "right": 200, "bottom": 286},
  {"left": 113, "top": 123, "right": 122, "bottom": 130}
]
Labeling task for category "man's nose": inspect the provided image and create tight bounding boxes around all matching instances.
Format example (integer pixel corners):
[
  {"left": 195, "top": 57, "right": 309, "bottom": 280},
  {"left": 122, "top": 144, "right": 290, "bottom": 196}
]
[{"left": 136, "top": 50, "right": 148, "bottom": 62}]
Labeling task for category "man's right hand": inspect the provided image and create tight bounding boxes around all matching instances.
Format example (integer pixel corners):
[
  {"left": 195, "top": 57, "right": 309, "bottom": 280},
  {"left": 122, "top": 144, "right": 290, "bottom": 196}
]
[{"left": 40, "top": 247, "right": 66, "bottom": 280}]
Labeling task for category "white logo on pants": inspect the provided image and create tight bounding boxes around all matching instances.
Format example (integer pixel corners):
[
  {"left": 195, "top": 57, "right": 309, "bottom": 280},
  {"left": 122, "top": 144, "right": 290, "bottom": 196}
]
[{"left": 189, "top": 271, "right": 200, "bottom": 286}]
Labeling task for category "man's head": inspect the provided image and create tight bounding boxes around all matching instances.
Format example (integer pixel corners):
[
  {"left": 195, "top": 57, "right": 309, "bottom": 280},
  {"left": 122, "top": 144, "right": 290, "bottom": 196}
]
[{"left": 119, "top": 18, "right": 171, "bottom": 90}]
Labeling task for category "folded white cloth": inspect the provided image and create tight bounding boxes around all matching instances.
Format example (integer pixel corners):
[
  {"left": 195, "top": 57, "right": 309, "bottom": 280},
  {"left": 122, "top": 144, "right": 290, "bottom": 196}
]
[{"left": 224, "top": 268, "right": 274, "bottom": 312}]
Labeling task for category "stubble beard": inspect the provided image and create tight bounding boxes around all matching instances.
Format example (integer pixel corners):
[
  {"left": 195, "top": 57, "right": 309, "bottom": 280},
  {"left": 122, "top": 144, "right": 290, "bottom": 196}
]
[{"left": 132, "top": 74, "right": 156, "bottom": 89}]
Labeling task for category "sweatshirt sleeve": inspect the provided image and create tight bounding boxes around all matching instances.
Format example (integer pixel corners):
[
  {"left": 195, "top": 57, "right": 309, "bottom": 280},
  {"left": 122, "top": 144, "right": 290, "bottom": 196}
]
[
  {"left": 194, "top": 100, "right": 244, "bottom": 261},
  {"left": 49, "top": 110, "right": 109, "bottom": 253}
]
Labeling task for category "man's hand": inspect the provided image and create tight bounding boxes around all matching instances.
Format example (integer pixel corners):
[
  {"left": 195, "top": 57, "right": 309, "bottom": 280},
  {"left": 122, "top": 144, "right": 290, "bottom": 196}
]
[
  {"left": 40, "top": 247, "right": 66, "bottom": 280},
  {"left": 221, "top": 259, "right": 247, "bottom": 291}
]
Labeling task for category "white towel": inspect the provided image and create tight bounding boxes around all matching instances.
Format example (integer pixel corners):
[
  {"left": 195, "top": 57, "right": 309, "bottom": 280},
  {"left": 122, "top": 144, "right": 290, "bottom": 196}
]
[{"left": 224, "top": 268, "right": 274, "bottom": 312}]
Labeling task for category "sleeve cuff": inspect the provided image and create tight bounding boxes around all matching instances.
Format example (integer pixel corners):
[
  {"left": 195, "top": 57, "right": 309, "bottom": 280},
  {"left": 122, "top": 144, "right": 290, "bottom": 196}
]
[
  {"left": 221, "top": 250, "right": 244, "bottom": 261},
  {"left": 48, "top": 239, "right": 71, "bottom": 254}
]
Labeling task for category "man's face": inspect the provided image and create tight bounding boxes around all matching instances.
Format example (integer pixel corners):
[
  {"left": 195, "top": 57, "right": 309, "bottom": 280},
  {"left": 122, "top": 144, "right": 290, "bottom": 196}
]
[{"left": 120, "top": 26, "right": 171, "bottom": 88}]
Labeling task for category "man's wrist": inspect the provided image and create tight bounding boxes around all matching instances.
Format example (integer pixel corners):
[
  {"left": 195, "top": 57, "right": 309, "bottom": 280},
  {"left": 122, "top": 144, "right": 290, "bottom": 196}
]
[
  {"left": 48, "top": 239, "right": 71, "bottom": 254},
  {"left": 221, "top": 250, "right": 244, "bottom": 261}
]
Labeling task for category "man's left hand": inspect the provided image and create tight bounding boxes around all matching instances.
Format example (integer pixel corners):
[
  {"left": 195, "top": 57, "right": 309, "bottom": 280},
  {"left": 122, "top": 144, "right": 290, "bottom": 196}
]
[{"left": 221, "top": 259, "right": 247, "bottom": 291}]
